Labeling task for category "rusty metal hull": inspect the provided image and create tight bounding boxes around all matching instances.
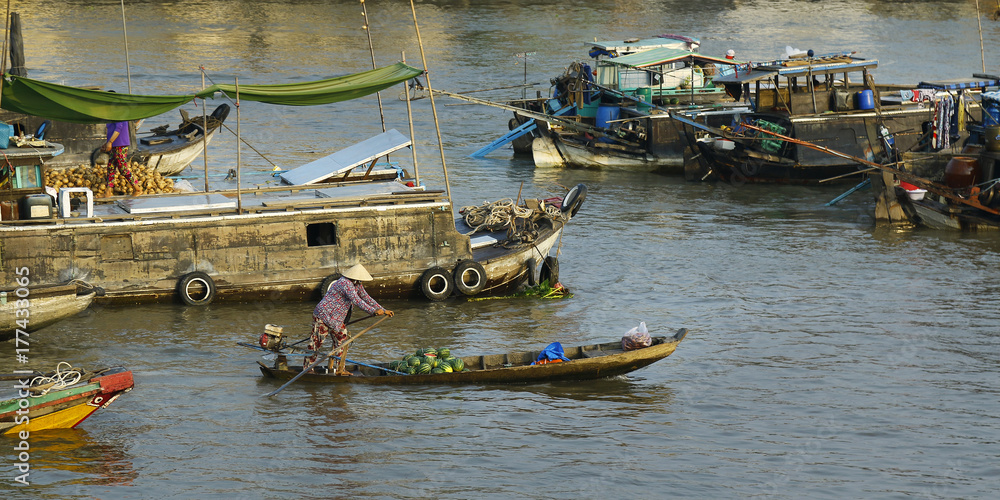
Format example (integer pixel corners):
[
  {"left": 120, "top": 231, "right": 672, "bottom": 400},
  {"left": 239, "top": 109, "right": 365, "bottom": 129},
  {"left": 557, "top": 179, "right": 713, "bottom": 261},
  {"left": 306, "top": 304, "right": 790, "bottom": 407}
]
[
  {"left": 258, "top": 329, "right": 687, "bottom": 385},
  {"left": 0, "top": 183, "right": 571, "bottom": 305}
]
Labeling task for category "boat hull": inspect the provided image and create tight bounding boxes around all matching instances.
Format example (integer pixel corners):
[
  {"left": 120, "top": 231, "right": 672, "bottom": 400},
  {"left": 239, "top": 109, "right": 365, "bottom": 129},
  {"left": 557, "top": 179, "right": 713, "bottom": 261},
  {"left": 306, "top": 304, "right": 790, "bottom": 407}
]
[
  {"left": 0, "top": 283, "right": 99, "bottom": 341},
  {"left": 0, "top": 183, "right": 575, "bottom": 305},
  {"left": 137, "top": 127, "right": 219, "bottom": 176},
  {"left": 0, "top": 368, "right": 134, "bottom": 434},
  {"left": 258, "top": 329, "right": 687, "bottom": 385}
]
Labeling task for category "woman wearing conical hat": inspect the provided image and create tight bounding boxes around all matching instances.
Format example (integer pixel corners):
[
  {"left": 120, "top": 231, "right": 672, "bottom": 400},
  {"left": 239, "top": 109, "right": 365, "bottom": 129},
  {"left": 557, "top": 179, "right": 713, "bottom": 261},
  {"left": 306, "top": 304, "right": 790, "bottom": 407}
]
[{"left": 306, "top": 263, "right": 393, "bottom": 375}]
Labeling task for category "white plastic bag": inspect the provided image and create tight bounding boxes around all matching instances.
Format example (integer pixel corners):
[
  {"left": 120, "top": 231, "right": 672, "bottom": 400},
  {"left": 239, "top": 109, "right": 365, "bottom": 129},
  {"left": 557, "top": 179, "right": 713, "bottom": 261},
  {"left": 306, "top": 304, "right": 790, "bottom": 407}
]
[{"left": 621, "top": 321, "right": 652, "bottom": 351}]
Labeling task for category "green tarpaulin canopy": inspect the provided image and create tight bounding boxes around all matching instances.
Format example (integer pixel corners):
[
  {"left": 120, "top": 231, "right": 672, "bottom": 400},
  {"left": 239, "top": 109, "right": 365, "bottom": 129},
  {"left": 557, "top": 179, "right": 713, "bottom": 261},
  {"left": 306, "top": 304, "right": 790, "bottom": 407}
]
[{"left": 0, "top": 62, "right": 423, "bottom": 124}]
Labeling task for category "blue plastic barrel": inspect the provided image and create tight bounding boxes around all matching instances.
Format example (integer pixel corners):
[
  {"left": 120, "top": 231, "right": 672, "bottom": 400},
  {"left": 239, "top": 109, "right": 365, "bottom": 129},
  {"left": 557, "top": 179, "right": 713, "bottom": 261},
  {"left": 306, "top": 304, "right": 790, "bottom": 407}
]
[
  {"left": 595, "top": 105, "right": 620, "bottom": 129},
  {"left": 983, "top": 103, "right": 1000, "bottom": 126},
  {"left": 856, "top": 89, "right": 874, "bottom": 110}
]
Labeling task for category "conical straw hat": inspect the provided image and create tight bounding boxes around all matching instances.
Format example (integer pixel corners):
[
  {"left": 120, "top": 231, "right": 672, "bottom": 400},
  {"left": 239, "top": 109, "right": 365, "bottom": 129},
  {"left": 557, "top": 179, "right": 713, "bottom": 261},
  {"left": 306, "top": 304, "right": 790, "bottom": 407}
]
[{"left": 342, "top": 263, "right": 373, "bottom": 281}]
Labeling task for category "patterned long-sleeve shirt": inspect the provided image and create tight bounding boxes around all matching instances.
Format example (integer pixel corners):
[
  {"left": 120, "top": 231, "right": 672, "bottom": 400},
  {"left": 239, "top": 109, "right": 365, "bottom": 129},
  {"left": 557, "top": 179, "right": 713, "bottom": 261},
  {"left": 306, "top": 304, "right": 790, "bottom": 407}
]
[{"left": 313, "top": 278, "right": 382, "bottom": 330}]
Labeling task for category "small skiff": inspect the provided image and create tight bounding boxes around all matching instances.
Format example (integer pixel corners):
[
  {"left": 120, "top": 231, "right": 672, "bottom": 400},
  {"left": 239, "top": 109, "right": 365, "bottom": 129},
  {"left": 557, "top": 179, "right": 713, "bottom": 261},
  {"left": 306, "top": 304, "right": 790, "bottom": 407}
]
[
  {"left": 0, "top": 366, "right": 134, "bottom": 435},
  {"left": 0, "top": 281, "right": 102, "bottom": 341},
  {"left": 257, "top": 328, "right": 687, "bottom": 385}
]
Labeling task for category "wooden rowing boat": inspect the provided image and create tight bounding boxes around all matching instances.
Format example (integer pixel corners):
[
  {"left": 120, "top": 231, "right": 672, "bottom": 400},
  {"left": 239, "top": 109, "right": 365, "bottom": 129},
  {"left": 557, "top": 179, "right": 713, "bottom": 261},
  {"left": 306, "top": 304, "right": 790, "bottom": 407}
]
[
  {"left": 0, "top": 366, "right": 134, "bottom": 435},
  {"left": 0, "top": 281, "right": 102, "bottom": 341},
  {"left": 257, "top": 328, "right": 687, "bottom": 385}
]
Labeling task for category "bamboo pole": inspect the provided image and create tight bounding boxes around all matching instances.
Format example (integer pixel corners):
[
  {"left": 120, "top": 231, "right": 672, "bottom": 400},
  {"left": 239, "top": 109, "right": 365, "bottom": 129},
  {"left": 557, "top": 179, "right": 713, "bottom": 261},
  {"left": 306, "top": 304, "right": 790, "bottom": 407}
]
[
  {"left": 120, "top": 0, "right": 132, "bottom": 93},
  {"left": 976, "top": 0, "right": 986, "bottom": 73},
  {"left": 402, "top": 51, "right": 420, "bottom": 187},
  {"left": 360, "top": 0, "right": 386, "bottom": 133},
  {"left": 408, "top": 0, "right": 451, "bottom": 202},
  {"left": 0, "top": 0, "right": 10, "bottom": 110},
  {"left": 235, "top": 77, "right": 242, "bottom": 214},
  {"left": 201, "top": 67, "right": 209, "bottom": 192}
]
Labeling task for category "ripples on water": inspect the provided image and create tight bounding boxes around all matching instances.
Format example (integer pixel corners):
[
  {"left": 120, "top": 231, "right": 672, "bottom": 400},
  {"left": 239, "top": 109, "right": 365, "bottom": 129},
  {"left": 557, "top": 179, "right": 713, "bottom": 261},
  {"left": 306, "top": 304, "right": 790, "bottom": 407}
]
[{"left": 3, "top": 1, "right": 999, "bottom": 498}]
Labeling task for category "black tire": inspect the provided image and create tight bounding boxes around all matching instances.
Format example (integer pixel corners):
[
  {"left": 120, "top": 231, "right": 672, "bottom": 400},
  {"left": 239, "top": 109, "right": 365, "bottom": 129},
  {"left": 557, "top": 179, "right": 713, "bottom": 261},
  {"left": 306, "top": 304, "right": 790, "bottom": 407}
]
[
  {"left": 561, "top": 184, "right": 587, "bottom": 217},
  {"left": 539, "top": 256, "right": 560, "bottom": 286},
  {"left": 177, "top": 271, "right": 216, "bottom": 306},
  {"left": 420, "top": 266, "right": 454, "bottom": 301},
  {"left": 90, "top": 147, "right": 106, "bottom": 167},
  {"left": 211, "top": 103, "right": 231, "bottom": 123},
  {"left": 453, "top": 260, "right": 487, "bottom": 296},
  {"left": 318, "top": 273, "right": 342, "bottom": 298},
  {"left": 526, "top": 258, "right": 538, "bottom": 287}
]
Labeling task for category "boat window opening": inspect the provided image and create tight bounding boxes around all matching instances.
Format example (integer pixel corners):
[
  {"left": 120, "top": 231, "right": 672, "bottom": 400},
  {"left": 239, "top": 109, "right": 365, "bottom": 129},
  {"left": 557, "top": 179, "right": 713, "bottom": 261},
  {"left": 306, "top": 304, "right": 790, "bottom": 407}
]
[{"left": 306, "top": 222, "right": 337, "bottom": 247}]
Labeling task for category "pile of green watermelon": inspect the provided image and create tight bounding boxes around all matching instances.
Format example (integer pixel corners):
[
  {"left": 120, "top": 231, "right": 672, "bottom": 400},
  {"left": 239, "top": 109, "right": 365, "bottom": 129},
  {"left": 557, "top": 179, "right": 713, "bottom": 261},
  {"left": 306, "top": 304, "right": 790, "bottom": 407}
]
[{"left": 385, "top": 347, "right": 469, "bottom": 375}]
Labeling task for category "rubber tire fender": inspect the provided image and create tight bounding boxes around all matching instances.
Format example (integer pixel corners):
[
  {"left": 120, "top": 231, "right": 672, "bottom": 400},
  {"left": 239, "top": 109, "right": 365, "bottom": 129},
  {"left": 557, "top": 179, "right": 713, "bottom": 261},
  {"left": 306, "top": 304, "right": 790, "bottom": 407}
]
[
  {"left": 538, "top": 256, "right": 560, "bottom": 286},
  {"left": 420, "top": 266, "right": 454, "bottom": 301},
  {"left": 526, "top": 258, "right": 538, "bottom": 287},
  {"left": 211, "top": 103, "right": 231, "bottom": 123},
  {"left": 453, "top": 260, "right": 487, "bottom": 296},
  {"left": 561, "top": 183, "right": 587, "bottom": 217},
  {"left": 177, "top": 271, "right": 216, "bottom": 306},
  {"left": 318, "top": 273, "right": 342, "bottom": 299}
]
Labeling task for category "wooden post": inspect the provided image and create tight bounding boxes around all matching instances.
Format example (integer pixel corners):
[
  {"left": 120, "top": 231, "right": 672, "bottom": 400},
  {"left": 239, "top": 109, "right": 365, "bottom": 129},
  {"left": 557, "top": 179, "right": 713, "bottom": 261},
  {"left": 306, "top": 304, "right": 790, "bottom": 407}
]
[
  {"left": 201, "top": 67, "right": 209, "bottom": 192},
  {"left": 235, "top": 77, "right": 242, "bottom": 214},
  {"left": 7, "top": 11, "right": 24, "bottom": 77},
  {"left": 402, "top": 51, "right": 420, "bottom": 188},
  {"left": 408, "top": 0, "right": 451, "bottom": 203}
]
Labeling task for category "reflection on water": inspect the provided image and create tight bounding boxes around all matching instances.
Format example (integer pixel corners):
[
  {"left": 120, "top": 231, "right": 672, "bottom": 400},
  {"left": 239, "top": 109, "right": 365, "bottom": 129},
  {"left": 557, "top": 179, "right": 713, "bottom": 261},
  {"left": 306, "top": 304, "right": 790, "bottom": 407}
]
[
  {"left": 18, "top": 429, "right": 136, "bottom": 490},
  {"left": 2, "top": 0, "right": 999, "bottom": 497}
]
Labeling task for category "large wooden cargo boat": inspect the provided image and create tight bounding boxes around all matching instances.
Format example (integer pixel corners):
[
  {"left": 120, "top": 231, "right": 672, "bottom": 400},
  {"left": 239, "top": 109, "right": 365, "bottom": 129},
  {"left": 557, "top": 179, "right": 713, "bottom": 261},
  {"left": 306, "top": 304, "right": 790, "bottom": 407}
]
[{"left": 0, "top": 177, "right": 581, "bottom": 305}]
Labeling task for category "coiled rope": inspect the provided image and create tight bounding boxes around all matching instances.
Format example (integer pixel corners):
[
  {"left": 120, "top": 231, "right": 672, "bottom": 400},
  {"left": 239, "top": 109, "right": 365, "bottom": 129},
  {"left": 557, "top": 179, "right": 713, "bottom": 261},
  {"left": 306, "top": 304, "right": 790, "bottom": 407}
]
[
  {"left": 460, "top": 198, "right": 566, "bottom": 246},
  {"left": 460, "top": 199, "right": 534, "bottom": 233},
  {"left": 29, "top": 362, "right": 83, "bottom": 397}
]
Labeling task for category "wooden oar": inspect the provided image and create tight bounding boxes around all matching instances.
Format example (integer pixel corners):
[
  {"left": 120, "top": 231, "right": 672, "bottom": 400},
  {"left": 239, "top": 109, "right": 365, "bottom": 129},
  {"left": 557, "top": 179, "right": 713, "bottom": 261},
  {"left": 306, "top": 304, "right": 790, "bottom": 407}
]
[
  {"left": 286, "top": 314, "right": 376, "bottom": 348},
  {"left": 264, "top": 315, "right": 389, "bottom": 397}
]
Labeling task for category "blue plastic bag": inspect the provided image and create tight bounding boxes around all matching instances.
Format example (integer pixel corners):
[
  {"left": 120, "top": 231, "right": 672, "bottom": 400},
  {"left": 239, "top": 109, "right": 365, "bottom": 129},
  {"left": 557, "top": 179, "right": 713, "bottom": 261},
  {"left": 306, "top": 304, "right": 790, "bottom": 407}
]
[{"left": 532, "top": 342, "right": 571, "bottom": 365}]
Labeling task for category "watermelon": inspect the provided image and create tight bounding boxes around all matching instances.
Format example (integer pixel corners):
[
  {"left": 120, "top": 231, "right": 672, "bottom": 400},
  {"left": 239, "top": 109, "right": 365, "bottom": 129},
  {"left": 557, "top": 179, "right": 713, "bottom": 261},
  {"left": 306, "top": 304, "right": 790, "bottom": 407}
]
[
  {"left": 423, "top": 348, "right": 437, "bottom": 356},
  {"left": 438, "top": 363, "right": 453, "bottom": 373},
  {"left": 422, "top": 356, "right": 438, "bottom": 368},
  {"left": 406, "top": 366, "right": 417, "bottom": 375},
  {"left": 388, "top": 361, "right": 404, "bottom": 371},
  {"left": 415, "top": 348, "right": 425, "bottom": 357},
  {"left": 417, "top": 363, "right": 432, "bottom": 374},
  {"left": 437, "top": 348, "right": 451, "bottom": 358},
  {"left": 451, "top": 358, "right": 465, "bottom": 372},
  {"left": 443, "top": 356, "right": 457, "bottom": 363},
  {"left": 431, "top": 367, "right": 445, "bottom": 374},
  {"left": 402, "top": 354, "right": 415, "bottom": 362},
  {"left": 407, "top": 357, "right": 421, "bottom": 367}
]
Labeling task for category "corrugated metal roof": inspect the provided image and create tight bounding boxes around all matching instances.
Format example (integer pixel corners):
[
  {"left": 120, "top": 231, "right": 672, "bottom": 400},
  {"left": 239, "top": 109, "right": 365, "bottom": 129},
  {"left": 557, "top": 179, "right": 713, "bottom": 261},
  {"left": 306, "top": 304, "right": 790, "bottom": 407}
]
[
  {"left": 713, "top": 58, "right": 878, "bottom": 85},
  {"left": 603, "top": 47, "right": 742, "bottom": 69}
]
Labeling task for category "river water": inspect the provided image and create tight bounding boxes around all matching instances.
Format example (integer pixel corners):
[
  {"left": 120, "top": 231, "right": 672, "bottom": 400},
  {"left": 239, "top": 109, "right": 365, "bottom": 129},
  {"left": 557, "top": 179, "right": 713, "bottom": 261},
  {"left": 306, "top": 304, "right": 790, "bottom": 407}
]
[{"left": 3, "top": 0, "right": 1000, "bottom": 498}]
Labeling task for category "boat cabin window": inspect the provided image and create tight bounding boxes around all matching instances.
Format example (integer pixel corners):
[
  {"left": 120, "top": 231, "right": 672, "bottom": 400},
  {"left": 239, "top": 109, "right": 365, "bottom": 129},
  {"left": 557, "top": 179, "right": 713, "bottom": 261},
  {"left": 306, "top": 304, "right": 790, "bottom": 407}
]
[{"left": 306, "top": 222, "right": 337, "bottom": 247}]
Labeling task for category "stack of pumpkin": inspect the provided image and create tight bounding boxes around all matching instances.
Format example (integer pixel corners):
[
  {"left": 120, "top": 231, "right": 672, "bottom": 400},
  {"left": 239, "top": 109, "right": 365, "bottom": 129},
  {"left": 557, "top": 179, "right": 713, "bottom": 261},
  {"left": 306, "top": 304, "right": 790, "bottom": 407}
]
[{"left": 43, "top": 162, "right": 179, "bottom": 197}]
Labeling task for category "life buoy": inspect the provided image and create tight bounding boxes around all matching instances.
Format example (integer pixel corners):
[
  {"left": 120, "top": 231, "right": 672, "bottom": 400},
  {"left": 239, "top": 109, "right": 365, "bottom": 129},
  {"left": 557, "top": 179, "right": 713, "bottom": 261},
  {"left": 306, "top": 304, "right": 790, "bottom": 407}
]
[
  {"left": 526, "top": 258, "right": 538, "bottom": 287},
  {"left": 560, "top": 184, "right": 587, "bottom": 217},
  {"left": 539, "top": 256, "right": 560, "bottom": 286},
  {"left": 420, "top": 266, "right": 454, "bottom": 301},
  {"left": 211, "top": 103, "right": 231, "bottom": 123},
  {"left": 177, "top": 271, "right": 216, "bottom": 306},
  {"left": 453, "top": 260, "right": 487, "bottom": 296},
  {"left": 318, "top": 274, "right": 342, "bottom": 299}
]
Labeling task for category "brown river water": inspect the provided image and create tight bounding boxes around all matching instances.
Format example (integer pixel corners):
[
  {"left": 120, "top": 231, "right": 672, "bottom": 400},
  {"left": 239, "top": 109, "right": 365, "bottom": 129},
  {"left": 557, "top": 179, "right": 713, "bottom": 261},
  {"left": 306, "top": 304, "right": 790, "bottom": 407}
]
[{"left": 2, "top": 0, "right": 999, "bottom": 498}]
